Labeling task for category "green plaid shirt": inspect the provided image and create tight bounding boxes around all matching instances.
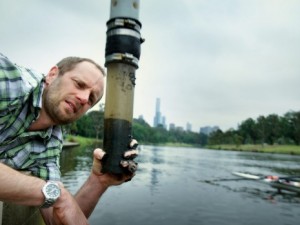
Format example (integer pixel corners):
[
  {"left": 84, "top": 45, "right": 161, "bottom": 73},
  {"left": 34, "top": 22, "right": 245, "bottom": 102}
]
[{"left": 0, "top": 53, "right": 62, "bottom": 181}]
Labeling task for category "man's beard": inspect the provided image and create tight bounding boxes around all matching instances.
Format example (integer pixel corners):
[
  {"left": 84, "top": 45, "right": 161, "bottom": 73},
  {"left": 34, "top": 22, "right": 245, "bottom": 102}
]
[{"left": 42, "top": 81, "right": 78, "bottom": 125}]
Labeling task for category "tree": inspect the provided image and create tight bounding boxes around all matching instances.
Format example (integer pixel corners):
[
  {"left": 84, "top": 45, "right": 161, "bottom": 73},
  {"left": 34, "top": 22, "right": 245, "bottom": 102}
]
[
  {"left": 238, "top": 118, "right": 257, "bottom": 144},
  {"left": 287, "top": 111, "right": 300, "bottom": 145},
  {"left": 265, "top": 114, "right": 281, "bottom": 144},
  {"left": 89, "top": 110, "right": 104, "bottom": 140},
  {"left": 132, "top": 118, "right": 152, "bottom": 143},
  {"left": 256, "top": 116, "right": 267, "bottom": 145},
  {"left": 208, "top": 129, "right": 224, "bottom": 145},
  {"left": 76, "top": 110, "right": 104, "bottom": 139}
]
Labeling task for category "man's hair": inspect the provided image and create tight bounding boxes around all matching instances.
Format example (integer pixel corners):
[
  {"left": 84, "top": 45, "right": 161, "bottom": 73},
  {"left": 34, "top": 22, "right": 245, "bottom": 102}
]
[{"left": 56, "top": 57, "right": 106, "bottom": 76}]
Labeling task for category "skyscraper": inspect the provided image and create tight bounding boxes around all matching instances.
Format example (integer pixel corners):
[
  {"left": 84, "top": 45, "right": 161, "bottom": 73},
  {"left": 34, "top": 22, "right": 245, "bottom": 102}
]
[
  {"left": 153, "top": 98, "right": 161, "bottom": 127},
  {"left": 186, "top": 122, "right": 192, "bottom": 132},
  {"left": 162, "top": 116, "right": 167, "bottom": 129}
]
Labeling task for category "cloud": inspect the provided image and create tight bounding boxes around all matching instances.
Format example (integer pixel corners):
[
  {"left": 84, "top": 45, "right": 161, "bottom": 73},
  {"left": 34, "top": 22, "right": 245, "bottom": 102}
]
[
  {"left": 139, "top": 0, "right": 300, "bottom": 130},
  {"left": 1, "top": 0, "right": 299, "bottom": 131}
]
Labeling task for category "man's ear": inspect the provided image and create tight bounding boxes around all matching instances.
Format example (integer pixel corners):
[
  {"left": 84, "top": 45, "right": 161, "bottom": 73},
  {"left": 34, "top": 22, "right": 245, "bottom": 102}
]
[{"left": 45, "top": 66, "right": 59, "bottom": 85}]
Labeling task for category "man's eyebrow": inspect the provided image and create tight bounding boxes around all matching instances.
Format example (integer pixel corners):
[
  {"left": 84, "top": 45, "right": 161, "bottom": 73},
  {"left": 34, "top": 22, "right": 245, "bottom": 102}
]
[{"left": 77, "top": 78, "right": 94, "bottom": 90}]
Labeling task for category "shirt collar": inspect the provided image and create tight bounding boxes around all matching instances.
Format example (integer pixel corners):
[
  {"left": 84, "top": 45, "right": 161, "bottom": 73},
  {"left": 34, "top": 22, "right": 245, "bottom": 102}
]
[{"left": 31, "top": 78, "right": 44, "bottom": 118}]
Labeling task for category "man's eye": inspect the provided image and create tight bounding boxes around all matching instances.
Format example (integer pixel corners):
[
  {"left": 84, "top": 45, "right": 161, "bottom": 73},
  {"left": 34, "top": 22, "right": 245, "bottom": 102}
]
[
  {"left": 75, "top": 80, "right": 83, "bottom": 88},
  {"left": 89, "top": 97, "right": 94, "bottom": 105}
]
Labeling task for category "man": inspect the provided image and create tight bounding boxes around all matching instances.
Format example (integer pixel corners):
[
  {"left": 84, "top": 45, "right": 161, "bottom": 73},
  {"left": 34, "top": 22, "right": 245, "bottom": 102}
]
[{"left": 0, "top": 53, "right": 138, "bottom": 225}]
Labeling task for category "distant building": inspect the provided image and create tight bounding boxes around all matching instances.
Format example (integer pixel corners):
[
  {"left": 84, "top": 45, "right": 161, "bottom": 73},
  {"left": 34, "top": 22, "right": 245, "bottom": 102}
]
[
  {"left": 176, "top": 126, "right": 184, "bottom": 132},
  {"left": 153, "top": 98, "right": 192, "bottom": 131},
  {"left": 162, "top": 116, "right": 167, "bottom": 129},
  {"left": 200, "top": 126, "right": 219, "bottom": 135},
  {"left": 169, "top": 123, "right": 176, "bottom": 131},
  {"left": 153, "top": 98, "right": 161, "bottom": 127},
  {"left": 186, "top": 122, "right": 192, "bottom": 132},
  {"left": 153, "top": 98, "right": 167, "bottom": 128}
]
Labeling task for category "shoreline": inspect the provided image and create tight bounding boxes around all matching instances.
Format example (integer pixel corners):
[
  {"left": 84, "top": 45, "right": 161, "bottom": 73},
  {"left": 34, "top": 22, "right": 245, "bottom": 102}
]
[
  {"left": 62, "top": 141, "right": 80, "bottom": 149},
  {"left": 65, "top": 135, "right": 300, "bottom": 155},
  {"left": 206, "top": 144, "right": 300, "bottom": 155},
  {"left": 145, "top": 143, "right": 300, "bottom": 155}
]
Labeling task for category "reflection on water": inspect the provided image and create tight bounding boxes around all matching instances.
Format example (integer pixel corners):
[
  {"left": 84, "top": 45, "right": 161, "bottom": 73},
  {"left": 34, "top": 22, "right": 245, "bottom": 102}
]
[
  {"left": 60, "top": 145, "right": 94, "bottom": 194},
  {"left": 60, "top": 145, "right": 300, "bottom": 225}
]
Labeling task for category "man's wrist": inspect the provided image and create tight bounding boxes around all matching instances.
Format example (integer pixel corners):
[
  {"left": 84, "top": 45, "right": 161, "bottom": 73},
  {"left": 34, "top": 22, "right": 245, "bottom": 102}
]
[
  {"left": 89, "top": 173, "right": 110, "bottom": 191},
  {"left": 41, "top": 181, "right": 61, "bottom": 208}
]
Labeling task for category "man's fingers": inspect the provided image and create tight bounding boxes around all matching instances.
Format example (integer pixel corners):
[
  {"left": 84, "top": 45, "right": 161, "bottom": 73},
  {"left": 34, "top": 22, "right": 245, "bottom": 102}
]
[
  {"left": 129, "top": 139, "right": 138, "bottom": 149},
  {"left": 123, "top": 149, "right": 139, "bottom": 159},
  {"left": 92, "top": 148, "right": 106, "bottom": 175},
  {"left": 93, "top": 148, "right": 106, "bottom": 160},
  {"left": 122, "top": 139, "right": 139, "bottom": 174},
  {"left": 120, "top": 160, "right": 138, "bottom": 173}
]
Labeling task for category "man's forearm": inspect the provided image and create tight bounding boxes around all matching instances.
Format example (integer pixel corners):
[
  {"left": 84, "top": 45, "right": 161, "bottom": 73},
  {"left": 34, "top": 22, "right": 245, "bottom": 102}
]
[
  {"left": 0, "top": 163, "right": 46, "bottom": 206},
  {"left": 74, "top": 173, "right": 109, "bottom": 218}
]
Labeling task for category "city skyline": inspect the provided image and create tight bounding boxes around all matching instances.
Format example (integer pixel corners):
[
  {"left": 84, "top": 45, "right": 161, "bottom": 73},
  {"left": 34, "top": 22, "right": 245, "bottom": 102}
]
[{"left": 150, "top": 98, "right": 206, "bottom": 132}]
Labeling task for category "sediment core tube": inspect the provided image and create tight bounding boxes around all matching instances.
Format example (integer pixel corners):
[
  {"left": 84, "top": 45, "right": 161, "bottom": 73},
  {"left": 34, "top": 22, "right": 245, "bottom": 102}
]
[
  {"left": 102, "top": 63, "right": 136, "bottom": 174},
  {"left": 102, "top": 0, "right": 143, "bottom": 174}
]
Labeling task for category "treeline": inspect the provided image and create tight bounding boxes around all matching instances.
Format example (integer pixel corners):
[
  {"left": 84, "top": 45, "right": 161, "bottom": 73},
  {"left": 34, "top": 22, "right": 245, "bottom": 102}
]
[
  {"left": 64, "top": 110, "right": 300, "bottom": 146},
  {"left": 209, "top": 111, "right": 300, "bottom": 146},
  {"left": 64, "top": 109, "right": 207, "bottom": 146}
]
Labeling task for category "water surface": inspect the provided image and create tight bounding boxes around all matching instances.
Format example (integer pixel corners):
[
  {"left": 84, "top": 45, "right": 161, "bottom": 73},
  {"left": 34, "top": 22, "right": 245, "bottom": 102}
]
[{"left": 61, "top": 145, "right": 300, "bottom": 225}]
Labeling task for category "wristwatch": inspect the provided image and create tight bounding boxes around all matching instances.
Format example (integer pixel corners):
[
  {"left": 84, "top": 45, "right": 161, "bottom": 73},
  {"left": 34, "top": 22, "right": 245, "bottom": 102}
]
[{"left": 41, "top": 181, "right": 61, "bottom": 208}]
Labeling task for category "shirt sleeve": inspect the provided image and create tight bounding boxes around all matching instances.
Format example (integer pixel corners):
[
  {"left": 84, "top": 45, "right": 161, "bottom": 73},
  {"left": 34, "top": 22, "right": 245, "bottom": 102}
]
[
  {"left": 0, "top": 54, "right": 43, "bottom": 136},
  {"left": 0, "top": 54, "right": 23, "bottom": 133},
  {"left": 0, "top": 54, "right": 21, "bottom": 111}
]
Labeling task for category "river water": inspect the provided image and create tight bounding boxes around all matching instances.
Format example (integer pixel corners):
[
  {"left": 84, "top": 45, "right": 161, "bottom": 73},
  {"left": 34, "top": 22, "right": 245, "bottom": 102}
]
[{"left": 60, "top": 145, "right": 300, "bottom": 225}]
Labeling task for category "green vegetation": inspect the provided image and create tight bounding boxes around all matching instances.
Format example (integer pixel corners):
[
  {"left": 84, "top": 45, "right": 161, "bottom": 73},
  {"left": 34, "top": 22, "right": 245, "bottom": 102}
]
[
  {"left": 65, "top": 135, "right": 102, "bottom": 146},
  {"left": 63, "top": 109, "right": 300, "bottom": 155},
  {"left": 207, "top": 144, "right": 300, "bottom": 155},
  {"left": 208, "top": 111, "right": 300, "bottom": 146}
]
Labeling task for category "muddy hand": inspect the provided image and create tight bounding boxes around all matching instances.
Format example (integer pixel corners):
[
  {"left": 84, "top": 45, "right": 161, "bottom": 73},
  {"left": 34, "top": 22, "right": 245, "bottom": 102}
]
[{"left": 120, "top": 139, "right": 139, "bottom": 175}]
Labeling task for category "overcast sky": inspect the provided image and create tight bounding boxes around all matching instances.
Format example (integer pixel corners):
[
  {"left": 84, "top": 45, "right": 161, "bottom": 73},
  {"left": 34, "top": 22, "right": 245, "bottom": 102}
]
[{"left": 1, "top": 0, "right": 299, "bottom": 132}]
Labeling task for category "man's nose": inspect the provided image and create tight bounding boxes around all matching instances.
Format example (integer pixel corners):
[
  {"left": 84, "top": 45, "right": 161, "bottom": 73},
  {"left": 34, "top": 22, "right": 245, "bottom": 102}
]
[{"left": 77, "top": 90, "right": 90, "bottom": 105}]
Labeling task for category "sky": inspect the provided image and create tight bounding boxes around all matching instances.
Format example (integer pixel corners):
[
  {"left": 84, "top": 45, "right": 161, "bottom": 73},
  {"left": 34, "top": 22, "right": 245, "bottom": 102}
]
[{"left": 1, "top": 0, "right": 299, "bottom": 132}]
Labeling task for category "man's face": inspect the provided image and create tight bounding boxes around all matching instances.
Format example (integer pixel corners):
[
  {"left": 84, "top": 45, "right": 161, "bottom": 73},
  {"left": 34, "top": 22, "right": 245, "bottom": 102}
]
[{"left": 43, "top": 61, "right": 105, "bottom": 125}]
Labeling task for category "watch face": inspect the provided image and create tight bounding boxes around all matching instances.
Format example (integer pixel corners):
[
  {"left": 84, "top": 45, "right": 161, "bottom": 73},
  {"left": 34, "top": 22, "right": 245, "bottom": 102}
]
[{"left": 45, "top": 183, "right": 60, "bottom": 198}]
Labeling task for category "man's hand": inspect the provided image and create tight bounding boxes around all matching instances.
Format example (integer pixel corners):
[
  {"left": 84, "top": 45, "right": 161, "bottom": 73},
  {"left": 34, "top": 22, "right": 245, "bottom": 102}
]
[
  {"left": 41, "top": 185, "right": 89, "bottom": 225},
  {"left": 92, "top": 139, "right": 139, "bottom": 187}
]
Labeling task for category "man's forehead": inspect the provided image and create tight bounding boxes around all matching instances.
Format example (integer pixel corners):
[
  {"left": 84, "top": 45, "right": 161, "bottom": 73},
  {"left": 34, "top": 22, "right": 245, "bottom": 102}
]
[{"left": 72, "top": 62, "right": 103, "bottom": 80}]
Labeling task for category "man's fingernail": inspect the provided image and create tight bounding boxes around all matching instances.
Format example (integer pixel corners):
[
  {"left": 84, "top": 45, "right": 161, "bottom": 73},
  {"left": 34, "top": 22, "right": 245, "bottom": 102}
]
[
  {"left": 128, "top": 162, "right": 138, "bottom": 173},
  {"left": 120, "top": 160, "right": 129, "bottom": 167}
]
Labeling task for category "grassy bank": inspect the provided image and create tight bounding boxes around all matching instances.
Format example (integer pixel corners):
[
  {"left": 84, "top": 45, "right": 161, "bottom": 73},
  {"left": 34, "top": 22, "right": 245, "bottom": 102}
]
[
  {"left": 65, "top": 135, "right": 102, "bottom": 146},
  {"left": 207, "top": 144, "right": 300, "bottom": 155}
]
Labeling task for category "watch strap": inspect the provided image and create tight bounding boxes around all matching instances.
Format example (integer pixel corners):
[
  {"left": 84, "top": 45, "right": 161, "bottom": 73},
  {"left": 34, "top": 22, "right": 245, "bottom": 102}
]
[{"left": 40, "top": 198, "right": 56, "bottom": 208}]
